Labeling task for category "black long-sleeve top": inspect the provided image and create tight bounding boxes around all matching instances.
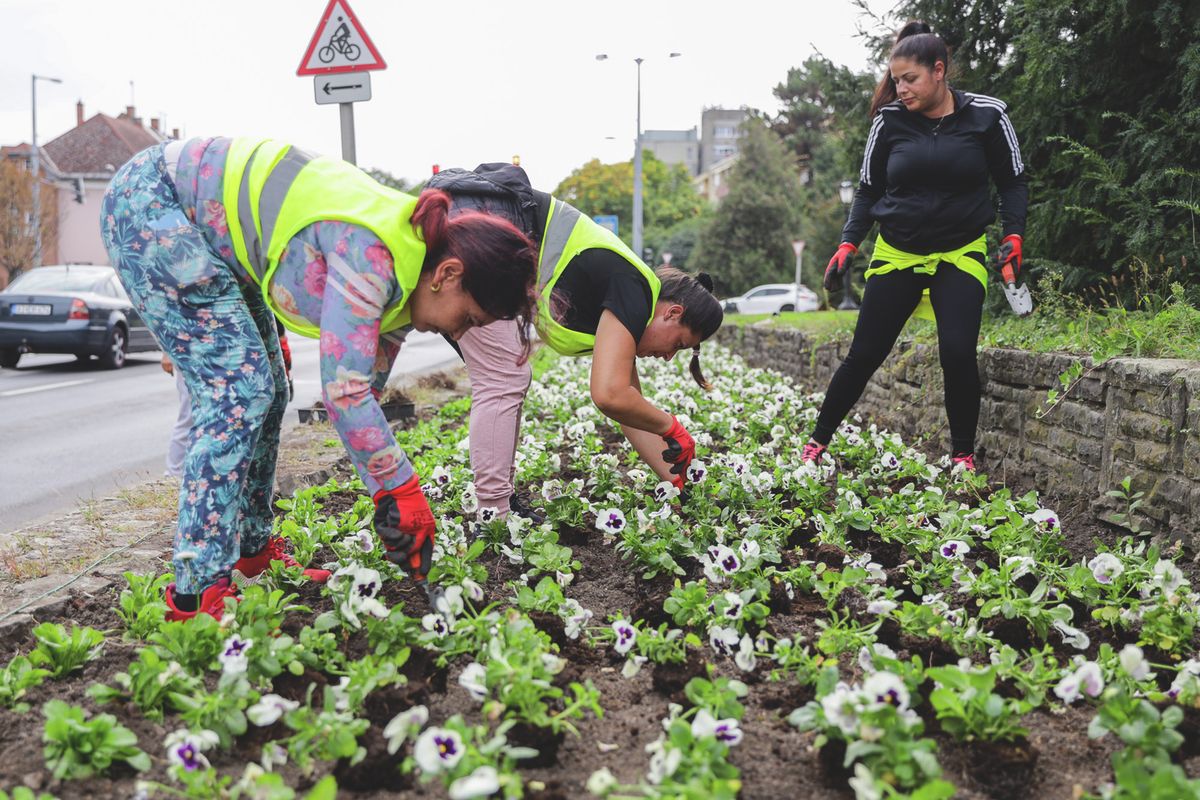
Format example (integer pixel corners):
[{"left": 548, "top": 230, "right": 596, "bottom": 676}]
[{"left": 842, "top": 89, "right": 1029, "bottom": 255}]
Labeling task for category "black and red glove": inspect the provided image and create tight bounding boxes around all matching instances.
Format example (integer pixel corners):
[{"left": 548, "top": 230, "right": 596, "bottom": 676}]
[
  {"left": 994, "top": 234, "right": 1023, "bottom": 284},
  {"left": 278, "top": 334, "right": 293, "bottom": 373},
  {"left": 660, "top": 416, "right": 695, "bottom": 479},
  {"left": 373, "top": 475, "right": 436, "bottom": 580},
  {"left": 824, "top": 243, "right": 858, "bottom": 292}
]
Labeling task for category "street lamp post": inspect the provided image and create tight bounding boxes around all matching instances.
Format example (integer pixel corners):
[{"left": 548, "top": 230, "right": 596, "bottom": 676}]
[
  {"left": 837, "top": 180, "right": 858, "bottom": 310},
  {"left": 31, "top": 74, "right": 63, "bottom": 268},
  {"left": 792, "top": 239, "right": 805, "bottom": 304},
  {"left": 596, "top": 52, "right": 680, "bottom": 261}
]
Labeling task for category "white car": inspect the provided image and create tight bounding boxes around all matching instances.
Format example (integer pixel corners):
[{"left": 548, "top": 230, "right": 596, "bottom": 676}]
[{"left": 722, "top": 283, "right": 819, "bottom": 315}]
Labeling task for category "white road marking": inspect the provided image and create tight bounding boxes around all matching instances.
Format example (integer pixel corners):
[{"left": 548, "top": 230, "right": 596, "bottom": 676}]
[{"left": 0, "top": 378, "right": 94, "bottom": 398}]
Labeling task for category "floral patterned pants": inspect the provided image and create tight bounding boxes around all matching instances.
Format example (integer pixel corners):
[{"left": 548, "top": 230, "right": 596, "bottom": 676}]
[{"left": 100, "top": 146, "right": 287, "bottom": 594}]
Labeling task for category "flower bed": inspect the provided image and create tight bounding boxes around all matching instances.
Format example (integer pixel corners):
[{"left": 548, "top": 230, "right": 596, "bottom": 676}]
[{"left": 2, "top": 348, "right": 1200, "bottom": 799}]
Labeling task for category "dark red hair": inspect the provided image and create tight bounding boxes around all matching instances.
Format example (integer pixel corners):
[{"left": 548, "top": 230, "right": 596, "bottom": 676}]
[{"left": 411, "top": 189, "right": 538, "bottom": 351}]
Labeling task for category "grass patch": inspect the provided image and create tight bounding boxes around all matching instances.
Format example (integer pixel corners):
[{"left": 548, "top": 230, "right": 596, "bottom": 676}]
[{"left": 726, "top": 293, "right": 1200, "bottom": 362}]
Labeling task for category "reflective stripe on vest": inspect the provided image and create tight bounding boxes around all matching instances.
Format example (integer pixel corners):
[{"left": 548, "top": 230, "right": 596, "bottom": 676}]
[
  {"left": 230, "top": 143, "right": 317, "bottom": 282},
  {"left": 538, "top": 201, "right": 581, "bottom": 286},
  {"left": 535, "top": 197, "right": 661, "bottom": 356},
  {"left": 222, "top": 137, "right": 426, "bottom": 338}
]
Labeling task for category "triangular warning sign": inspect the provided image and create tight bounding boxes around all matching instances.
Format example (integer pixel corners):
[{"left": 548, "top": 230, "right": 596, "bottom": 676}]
[{"left": 297, "top": 0, "right": 387, "bottom": 76}]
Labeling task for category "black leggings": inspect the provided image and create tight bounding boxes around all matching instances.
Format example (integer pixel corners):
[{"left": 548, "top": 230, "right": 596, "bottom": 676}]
[{"left": 812, "top": 261, "right": 985, "bottom": 455}]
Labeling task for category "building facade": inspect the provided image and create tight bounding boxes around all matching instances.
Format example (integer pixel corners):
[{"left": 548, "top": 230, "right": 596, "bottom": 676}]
[
  {"left": 2, "top": 103, "right": 172, "bottom": 270},
  {"left": 642, "top": 127, "right": 699, "bottom": 176},
  {"left": 699, "top": 107, "right": 747, "bottom": 175}
]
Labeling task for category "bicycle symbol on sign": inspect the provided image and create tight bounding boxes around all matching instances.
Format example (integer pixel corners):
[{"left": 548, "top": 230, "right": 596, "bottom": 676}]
[{"left": 318, "top": 16, "right": 361, "bottom": 63}]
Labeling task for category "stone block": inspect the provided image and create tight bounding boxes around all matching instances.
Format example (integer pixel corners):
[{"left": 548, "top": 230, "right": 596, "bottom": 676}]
[
  {"left": 1131, "top": 440, "right": 1174, "bottom": 472},
  {"left": 1114, "top": 408, "right": 1175, "bottom": 444},
  {"left": 1054, "top": 401, "right": 1107, "bottom": 437},
  {"left": 1183, "top": 434, "right": 1200, "bottom": 482}
]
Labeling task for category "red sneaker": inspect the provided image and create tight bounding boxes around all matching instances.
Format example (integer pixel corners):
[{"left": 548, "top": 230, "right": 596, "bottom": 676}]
[
  {"left": 951, "top": 452, "right": 976, "bottom": 472},
  {"left": 234, "top": 536, "right": 331, "bottom": 583},
  {"left": 165, "top": 577, "right": 239, "bottom": 622},
  {"left": 801, "top": 442, "right": 827, "bottom": 463}
]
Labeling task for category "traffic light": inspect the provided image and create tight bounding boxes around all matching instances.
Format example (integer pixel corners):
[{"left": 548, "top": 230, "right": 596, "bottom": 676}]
[{"left": 72, "top": 177, "right": 85, "bottom": 204}]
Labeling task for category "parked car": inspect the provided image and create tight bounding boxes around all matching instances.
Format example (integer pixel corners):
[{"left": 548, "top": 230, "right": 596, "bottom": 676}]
[
  {"left": 721, "top": 283, "right": 819, "bottom": 315},
  {"left": 0, "top": 265, "right": 158, "bottom": 369}
]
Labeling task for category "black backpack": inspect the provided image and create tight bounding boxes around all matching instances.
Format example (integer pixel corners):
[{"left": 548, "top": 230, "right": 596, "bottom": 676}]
[{"left": 426, "top": 163, "right": 542, "bottom": 241}]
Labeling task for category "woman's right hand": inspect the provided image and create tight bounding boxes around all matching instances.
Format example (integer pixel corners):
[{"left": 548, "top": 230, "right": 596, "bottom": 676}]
[
  {"left": 660, "top": 415, "right": 696, "bottom": 479},
  {"left": 373, "top": 475, "right": 437, "bottom": 580},
  {"left": 824, "top": 243, "right": 858, "bottom": 291}
]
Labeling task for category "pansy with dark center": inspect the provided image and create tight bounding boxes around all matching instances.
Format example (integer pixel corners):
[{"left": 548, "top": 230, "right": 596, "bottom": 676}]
[
  {"left": 174, "top": 742, "right": 203, "bottom": 771},
  {"left": 876, "top": 687, "right": 902, "bottom": 706},
  {"left": 224, "top": 637, "right": 249, "bottom": 657},
  {"left": 356, "top": 580, "right": 378, "bottom": 598},
  {"left": 721, "top": 553, "right": 739, "bottom": 572},
  {"left": 435, "top": 734, "right": 459, "bottom": 760},
  {"left": 715, "top": 722, "right": 740, "bottom": 743}
]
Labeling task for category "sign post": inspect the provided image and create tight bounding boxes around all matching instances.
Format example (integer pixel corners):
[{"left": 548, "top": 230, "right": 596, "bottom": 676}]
[{"left": 297, "top": 0, "right": 387, "bottom": 165}]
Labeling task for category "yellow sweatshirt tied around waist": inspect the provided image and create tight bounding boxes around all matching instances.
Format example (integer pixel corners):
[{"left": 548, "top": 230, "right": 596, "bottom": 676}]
[{"left": 864, "top": 233, "right": 988, "bottom": 321}]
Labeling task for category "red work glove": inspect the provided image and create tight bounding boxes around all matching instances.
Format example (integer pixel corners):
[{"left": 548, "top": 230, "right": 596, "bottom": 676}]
[
  {"left": 373, "top": 475, "right": 436, "bottom": 580},
  {"left": 278, "top": 334, "right": 293, "bottom": 373},
  {"left": 994, "top": 234, "right": 1023, "bottom": 284},
  {"left": 824, "top": 243, "right": 857, "bottom": 292},
  {"left": 660, "top": 416, "right": 695, "bottom": 479}
]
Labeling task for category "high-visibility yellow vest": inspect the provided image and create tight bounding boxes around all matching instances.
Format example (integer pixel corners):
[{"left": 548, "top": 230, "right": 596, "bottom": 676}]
[
  {"left": 535, "top": 197, "right": 661, "bottom": 355},
  {"left": 221, "top": 137, "right": 426, "bottom": 337}
]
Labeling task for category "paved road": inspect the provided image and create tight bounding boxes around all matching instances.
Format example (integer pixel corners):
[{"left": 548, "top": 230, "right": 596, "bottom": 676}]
[{"left": 0, "top": 332, "right": 459, "bottom": 534}]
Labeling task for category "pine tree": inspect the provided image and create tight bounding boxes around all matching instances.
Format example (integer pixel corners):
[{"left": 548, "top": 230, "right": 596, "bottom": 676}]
[{"left": 691, "top": 119, "right": 805, "bottom": 295}]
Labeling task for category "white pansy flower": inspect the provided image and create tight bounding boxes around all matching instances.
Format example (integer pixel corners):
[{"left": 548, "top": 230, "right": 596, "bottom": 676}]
[
  {"left": 413, "top": 727, "right": 465, "bottom": 773},
  {"left": 246, "top": 694, "right": 298, "bottom": 727},
  {"left": 458, "top": 662, "right": 488, "bottom": 702},
  {"left": 383, "top": 705, "right": 428, "bottom": 754},
  {"left": 612, "top": 620, "right": 637, "bottom": 655},
  {"left": 587, "top": 767, "right": 618, "bottom": 795},
  {"left": 691, "top": 709, "right": 743, "bottom": 745},
  {"left": 1119, "top": 644, "right": 1152, "bottom": 681},
  {"left": 218, "top": 635, "right": 252, "bottom": 676},
  {"left": 449, "top": 766, "right": 500, "bottom": 800},
  {"left": 1088, "top": 553, "right": 1124, "bottom": 585}
]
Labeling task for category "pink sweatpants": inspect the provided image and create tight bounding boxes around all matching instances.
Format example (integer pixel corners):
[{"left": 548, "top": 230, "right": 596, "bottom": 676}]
[{"left": 457, "top": 319, "right": 532, "bottom": 510}]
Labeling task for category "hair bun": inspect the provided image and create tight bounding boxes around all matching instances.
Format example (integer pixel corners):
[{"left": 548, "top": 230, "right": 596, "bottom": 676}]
[
  {"left": 897, "top": 20, "right": 933, "bottom": 41},
  {"left": 695, "top": 271, "right": 715, "bottom": 293}
]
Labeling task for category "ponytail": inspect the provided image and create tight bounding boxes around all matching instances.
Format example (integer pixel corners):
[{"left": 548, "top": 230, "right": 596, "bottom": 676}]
[
  {"left": 869, "top": 21, "right": 949, "bottom": 117},
  {"left": 656, "top": 267, "right": 722, "bottom": 391}
]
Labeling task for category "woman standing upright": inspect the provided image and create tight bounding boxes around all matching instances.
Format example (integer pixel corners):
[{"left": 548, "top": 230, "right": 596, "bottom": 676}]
[{"left": 807, "top": 21, "right": 1028, "bottom": 470}]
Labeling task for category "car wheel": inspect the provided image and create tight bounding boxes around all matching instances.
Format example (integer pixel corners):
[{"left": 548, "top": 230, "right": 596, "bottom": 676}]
[
  {"left": 98, "top": 326, "right": 128, "bottom": 369},
  {"left": 779, "top": 304, "right": 795, "bottom": 313},
  {"left": 0, "top": 348, "right": 19, "bottom": 369}
]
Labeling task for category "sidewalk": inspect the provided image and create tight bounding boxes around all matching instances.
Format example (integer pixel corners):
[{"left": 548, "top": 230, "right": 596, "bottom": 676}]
[{"left": 0, "top": 366, "right": 469, "bottom": 640}]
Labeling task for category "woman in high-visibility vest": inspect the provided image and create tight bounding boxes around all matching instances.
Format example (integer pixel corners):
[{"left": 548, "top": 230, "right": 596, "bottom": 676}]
[
  {"left": 101, "top": 138, "right": 538, "bottom": 620},
  {"left": 427, "top": 164, "right": 724, "bottom": 520}
]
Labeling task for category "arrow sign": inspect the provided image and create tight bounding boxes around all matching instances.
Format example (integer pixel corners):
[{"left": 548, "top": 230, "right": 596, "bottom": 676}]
[{"left": 314, "top": 72, "right": 371, "bottom": 105}]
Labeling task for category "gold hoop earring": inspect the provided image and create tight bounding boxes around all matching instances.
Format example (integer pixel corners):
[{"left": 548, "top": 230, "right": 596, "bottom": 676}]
[{"left": 431, "top": 283, "right": 441, "bottom": 293}]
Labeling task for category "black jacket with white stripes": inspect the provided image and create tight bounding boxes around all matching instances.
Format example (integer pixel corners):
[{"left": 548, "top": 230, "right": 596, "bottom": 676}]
[{"left": 842, "top": 89, "right": 1029, "bottom": 255}]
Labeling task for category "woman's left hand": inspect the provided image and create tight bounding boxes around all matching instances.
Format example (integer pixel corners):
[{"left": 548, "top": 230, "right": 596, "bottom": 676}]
[
  {"left": 660, "top": 415, "right": 696, "bottom": 478},
  {"left": 994, "top": 234, "right": 1023, "bottom": 282}
]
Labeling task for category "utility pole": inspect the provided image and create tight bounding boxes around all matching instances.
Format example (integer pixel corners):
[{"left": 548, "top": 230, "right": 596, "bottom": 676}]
[{"left": 31, "top": 74, "right": 63, "bottom": 268}]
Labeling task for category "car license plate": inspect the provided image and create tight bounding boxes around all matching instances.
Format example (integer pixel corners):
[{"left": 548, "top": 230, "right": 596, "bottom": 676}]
[{"left": 11, "top": 304, "right": 52, "bottom": 316}]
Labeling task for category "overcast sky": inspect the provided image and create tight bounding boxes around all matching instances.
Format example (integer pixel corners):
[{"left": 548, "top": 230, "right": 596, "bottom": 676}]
[{"left": 0, "top": 0, "right": 892, "bottom": 190}]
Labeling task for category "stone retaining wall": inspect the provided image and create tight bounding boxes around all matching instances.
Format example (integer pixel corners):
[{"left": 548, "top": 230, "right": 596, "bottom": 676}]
[{"left": 716, "top": 325, "right": 1200, "bottom": 541}]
